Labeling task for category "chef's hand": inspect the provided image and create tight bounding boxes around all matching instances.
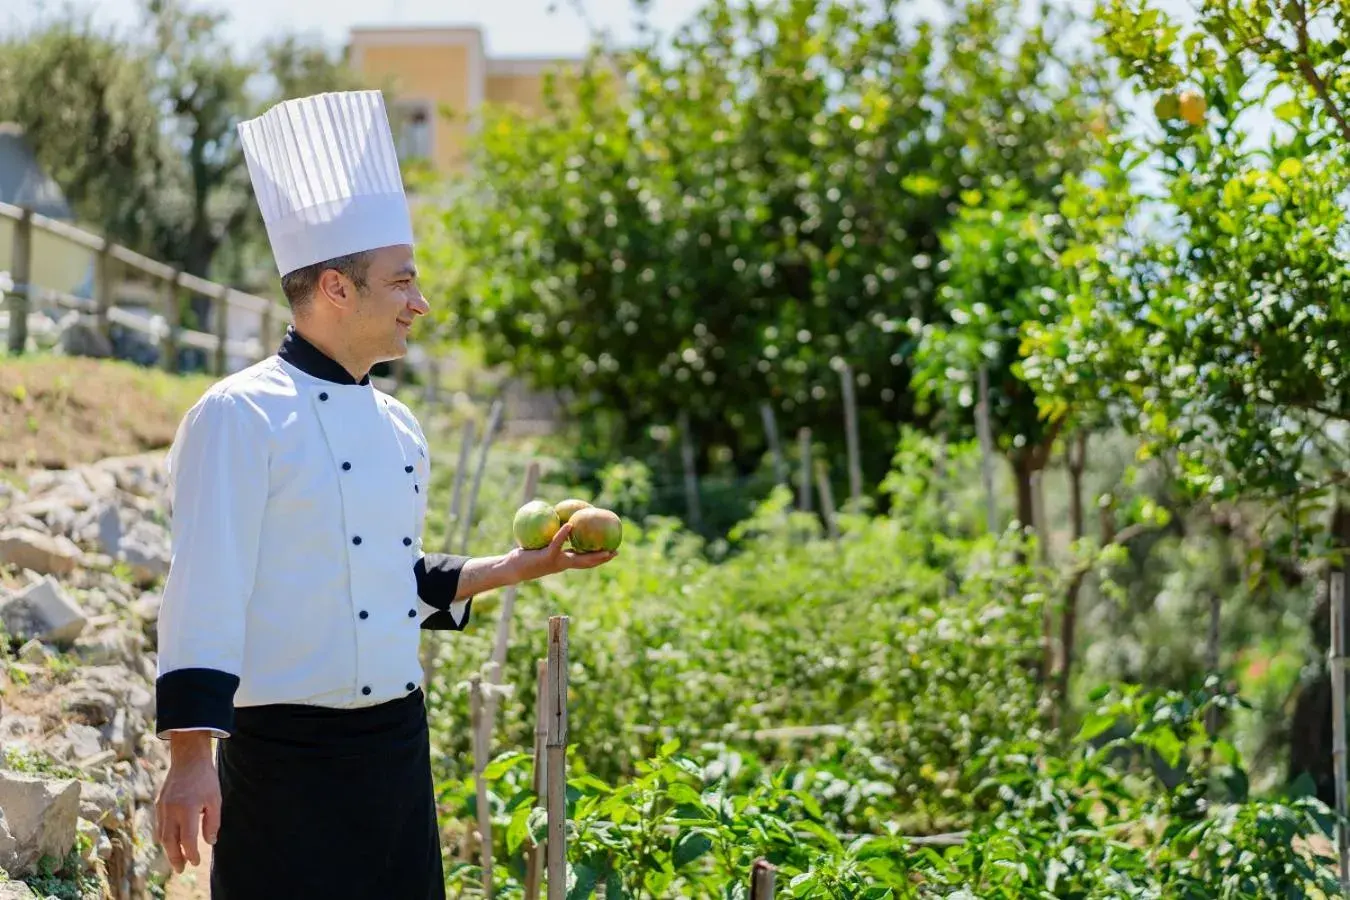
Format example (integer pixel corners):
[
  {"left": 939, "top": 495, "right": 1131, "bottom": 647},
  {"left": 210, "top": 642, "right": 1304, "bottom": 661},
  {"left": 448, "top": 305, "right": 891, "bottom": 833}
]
[
  {"left": 515, "top": 521, "right": 618, "bottom": 580},
  {"left": 155, "top": 732, "right": 221, "bottom": 873}
]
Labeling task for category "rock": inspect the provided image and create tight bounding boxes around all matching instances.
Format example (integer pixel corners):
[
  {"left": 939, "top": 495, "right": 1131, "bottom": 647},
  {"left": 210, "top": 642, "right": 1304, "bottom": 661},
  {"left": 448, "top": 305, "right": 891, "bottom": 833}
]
[
  {"left": 103, "top": 709, "right": 133, "bottom": 761},
  {"left": 16, "top": 639, "right": 54, "bottom": 665},
  {"left": 93, "top": 503, "right": 122, "bottom": 557},
  {"left": 63, "top": 689, "right": 118, "bottom": 727},
  {"left": 76, "top": 816, "right": 100, "bottom": 863},
  {"left": 77, "top": 781, "right": 121, "bottom": 827},
  {"left": 58, "top": 320, "right": 114, "bottom": 360},
  {"left": 73, "top": 627, "right": 142, "bottom": 668},
  {"left": 0, "top": 529, "right": 81, "bottom": 578},
  {"left": 0, "top": 771, "right": 80, "bottom": 876},
  {"left": 132, "top": 593, "right": 160, "bottom": 623},
  {"left": 23, "top": 471, "right": 86, "bottom": 500},
  {"left": 58, "top": 724, "right": 105, "bottom": 762},
  {"left": 0, "top": 715, "right": 41, "bottom": 742},
  {"left": 0, "top": 880, "right": 37, "bottom": 899},
  {"left": 0, "top": 577, "right": 87, "bottom": 646},
  {"left": 116, "top": 539, "right": 169, "bottom": 587}
]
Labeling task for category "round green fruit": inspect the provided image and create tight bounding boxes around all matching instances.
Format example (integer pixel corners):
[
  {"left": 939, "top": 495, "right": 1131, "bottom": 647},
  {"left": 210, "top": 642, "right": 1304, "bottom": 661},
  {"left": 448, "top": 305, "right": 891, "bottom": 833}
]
[
  {"left": 513, "top": 500, "right": 561, "bottom": 550},
  {"left": 568, "top": 507, "right": 623, "bottom": 553},
  {"left": 554, "top": 498, "right": 592, "bottom": 524}
]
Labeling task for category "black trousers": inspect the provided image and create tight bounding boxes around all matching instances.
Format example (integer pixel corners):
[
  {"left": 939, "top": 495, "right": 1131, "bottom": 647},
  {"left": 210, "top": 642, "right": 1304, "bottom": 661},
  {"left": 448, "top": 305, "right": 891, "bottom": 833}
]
[{"left": 211, "top": 689, "right": 445, "bottom": 900}]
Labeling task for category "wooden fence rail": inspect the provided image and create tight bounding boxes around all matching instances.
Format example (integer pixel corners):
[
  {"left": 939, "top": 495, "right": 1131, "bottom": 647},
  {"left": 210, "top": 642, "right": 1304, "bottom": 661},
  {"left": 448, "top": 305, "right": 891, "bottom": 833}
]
[{"left": 0, "top": 201, "right": 291, "bottom": 373}]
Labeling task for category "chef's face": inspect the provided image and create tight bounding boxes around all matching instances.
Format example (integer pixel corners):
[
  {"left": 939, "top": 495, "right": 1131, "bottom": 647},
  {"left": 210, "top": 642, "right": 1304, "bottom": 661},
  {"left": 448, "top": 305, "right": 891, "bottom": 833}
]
[{"left": 353, "top": 244, "right": 430, "bottom": 362}]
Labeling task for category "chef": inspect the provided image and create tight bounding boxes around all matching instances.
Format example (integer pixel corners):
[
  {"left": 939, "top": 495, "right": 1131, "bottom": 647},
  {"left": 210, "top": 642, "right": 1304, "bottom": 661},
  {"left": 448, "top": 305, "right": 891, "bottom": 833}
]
[{"left": 150, "top": 90, "right": 615, "bottom": 900}]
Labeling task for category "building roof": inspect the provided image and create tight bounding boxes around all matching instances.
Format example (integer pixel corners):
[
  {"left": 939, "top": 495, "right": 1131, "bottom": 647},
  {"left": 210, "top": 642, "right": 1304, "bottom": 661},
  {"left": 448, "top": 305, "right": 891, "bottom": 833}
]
[{"left": 0, "top": 124, "right": 73, "bottom": 220}]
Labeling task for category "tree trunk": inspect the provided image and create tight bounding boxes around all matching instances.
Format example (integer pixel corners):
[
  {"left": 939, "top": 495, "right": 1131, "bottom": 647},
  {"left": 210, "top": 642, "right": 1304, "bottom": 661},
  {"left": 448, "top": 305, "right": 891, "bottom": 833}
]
[
  {"left": 1012, "top": 452, "right": 1036, "bottom": 536},
  {"left": 1056, "top": 433, "right": 1088, "bottom": 725},
  {"left": 1288, "top": 500, "right": 1350, "bottom": 805}
]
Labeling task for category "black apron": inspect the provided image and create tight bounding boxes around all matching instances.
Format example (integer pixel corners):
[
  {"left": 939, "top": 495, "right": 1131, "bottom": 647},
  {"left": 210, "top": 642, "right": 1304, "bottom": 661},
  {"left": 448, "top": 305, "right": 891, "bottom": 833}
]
[{"left": 211, "top": 688, "right": 444, "bottom": 900}]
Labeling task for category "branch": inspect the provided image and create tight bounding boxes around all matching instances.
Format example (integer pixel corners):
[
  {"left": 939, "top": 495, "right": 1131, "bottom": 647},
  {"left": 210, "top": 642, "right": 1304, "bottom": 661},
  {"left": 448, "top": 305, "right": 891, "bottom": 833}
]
[{"left": 1289, "top": 0, "right": 1350, "bottom": 143}]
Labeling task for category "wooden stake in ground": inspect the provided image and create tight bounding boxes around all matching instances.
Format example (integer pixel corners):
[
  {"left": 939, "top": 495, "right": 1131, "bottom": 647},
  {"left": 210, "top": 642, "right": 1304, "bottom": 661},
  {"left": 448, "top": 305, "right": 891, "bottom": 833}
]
[
  {"left": 759, "top": 401, "right": 789, "bottom": 487},
  {"left": 524, "top": 659, "right": 548, "bottom": 900},
  {"left": 546, "top": 617, "right": 570, "bottom": 900},
  {"left": 797, "top": 427, "right": 813, "bottom": 513},
  {"left": 1330, "top": 571, "right": 1348, "bottom": 899},
  {"left": 444, "top": 419, "right": 477, "bottom": 553},
  {"left": 750, "top": 859, "right": 777, "bottom": 900},
  {"left": 839, "top": 362, "right": 863, "bottom": 511},
  {"left": 813, "top": 459, "right": 839, "bottom": 541},
  {"left": 678, "top": 409, "right": 703, "bottom": 531},
  {"left": 460, "top": 399, "right": 505, "bottom": 553},
  {"left": 975, "top": 365, "right": 997, "bottom": 534},
  {"left": 469, "top": 676, "right": 494, "bottom": 898},
  {"left": 484, "top": 461, "right": 542, "bottom": 737}
]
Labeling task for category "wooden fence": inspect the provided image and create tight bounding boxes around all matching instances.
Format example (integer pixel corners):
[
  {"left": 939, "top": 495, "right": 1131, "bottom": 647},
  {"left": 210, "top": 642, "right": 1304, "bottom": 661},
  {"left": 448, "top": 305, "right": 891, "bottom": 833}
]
[{"left": 0, "top": 202, "right": 290, "bottom": 373}]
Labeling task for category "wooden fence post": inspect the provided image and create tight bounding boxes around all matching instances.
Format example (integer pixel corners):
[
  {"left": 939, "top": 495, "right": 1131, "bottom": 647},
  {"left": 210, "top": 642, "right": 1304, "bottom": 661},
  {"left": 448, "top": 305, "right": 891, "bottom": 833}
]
[
  {"left": 524, "top": 658, "right": 548, "bottom": 900},
  {"left": 258, "top": 304, "right": 275, "bottom": 363},
  {"left": 460, "top": 399, "right": 505, "bottom": 554},
  {"left": 1331, "top": 571, "right": 1348, "bottom": 898},
  {"left": 444, "top": 419, "right": 477, "bottom": 553},
  {"left": 750, "top": 858, "right": 777, "bottom": 899},
  {"left": 160, "top": 270, "right": 181, "bottom": 373},
  {"left": 7, "top": 207, "right": 33, "bottom": 356},
  {"left": 760, "top": 401, "right": 789, "bottom": 487},
  {"left": 469, "top": 675, "right": 494, "bottom": 898},
  {"left": 678, "top": 409, "right": 702, "bottom": 531},
  {"left": 975, "top": 365, "right": 997, "bottom": 534},
  {"left": 814, "top": 459, "right": 839, "bottom": 541},
  {"left": 797, "top": 427, "right": 813, "bottom": 514},
  {"left": 214, "top": 284, "right": 231, "bottom": 375},
  {"left": 484, "top": 461, "right": 542, "bottom": 735},
  {"left": 545, "top": 617, "right": 570, "bottom": 900},
  {"left": 94, "top": 238, "right": 116, "bottom": 346},
  {"left": 839, "top": 362, "right": 863, "bottom": 510}
]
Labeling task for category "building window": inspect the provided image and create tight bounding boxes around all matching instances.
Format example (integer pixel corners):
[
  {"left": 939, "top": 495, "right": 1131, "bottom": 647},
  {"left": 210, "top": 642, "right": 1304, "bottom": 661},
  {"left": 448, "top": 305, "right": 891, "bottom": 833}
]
[{"left": 393, "top": 102, "right": 433, "bottom": 161}]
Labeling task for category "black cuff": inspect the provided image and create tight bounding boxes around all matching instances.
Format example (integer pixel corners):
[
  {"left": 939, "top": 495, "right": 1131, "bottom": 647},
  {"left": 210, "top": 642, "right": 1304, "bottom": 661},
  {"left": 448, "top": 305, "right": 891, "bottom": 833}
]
[
  {"left": 155, "top": 668, "right": 240, "bottom": 735},
  {"left": 414, "top": 553, "right": 469, "bottom": 611},
  {"left": 421, "top": 599, "right": 473, "bottom": 632}
]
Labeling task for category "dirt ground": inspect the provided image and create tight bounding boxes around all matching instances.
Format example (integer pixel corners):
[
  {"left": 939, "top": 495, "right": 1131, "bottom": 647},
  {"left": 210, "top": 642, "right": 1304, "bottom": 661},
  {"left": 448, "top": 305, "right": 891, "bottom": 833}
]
[
  {"left": 164, "top": 845, "right": 212, "bottom": 900},
  {"left": 0, "top": 356, "right": 217, "bottom": 472}
]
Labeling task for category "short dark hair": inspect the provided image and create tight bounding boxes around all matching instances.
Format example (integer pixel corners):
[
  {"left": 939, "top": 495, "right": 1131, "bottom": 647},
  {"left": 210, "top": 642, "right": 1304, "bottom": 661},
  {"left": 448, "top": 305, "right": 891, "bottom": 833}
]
[{"left": 280, "top": 251, "right": 373, "bottom": 310}]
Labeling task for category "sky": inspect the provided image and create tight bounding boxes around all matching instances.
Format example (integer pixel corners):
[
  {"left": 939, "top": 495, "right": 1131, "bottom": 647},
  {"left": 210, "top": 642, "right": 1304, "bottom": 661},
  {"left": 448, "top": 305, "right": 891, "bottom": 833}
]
[{"left": 6, "top": 0, "right": 715, "bottom": 58}]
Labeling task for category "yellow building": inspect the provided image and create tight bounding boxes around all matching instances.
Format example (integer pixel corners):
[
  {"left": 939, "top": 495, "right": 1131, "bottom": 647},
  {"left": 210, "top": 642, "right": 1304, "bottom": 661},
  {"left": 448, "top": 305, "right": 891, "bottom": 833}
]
[{"left": 348, "top": 27, "right": 578, "bottom": 177}]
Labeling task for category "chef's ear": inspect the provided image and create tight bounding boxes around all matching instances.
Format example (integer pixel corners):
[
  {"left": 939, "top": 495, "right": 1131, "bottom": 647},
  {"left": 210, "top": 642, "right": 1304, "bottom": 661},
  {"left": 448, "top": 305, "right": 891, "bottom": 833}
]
[{"left": 315, "top": 266, "right": 357, "bottom": 311}]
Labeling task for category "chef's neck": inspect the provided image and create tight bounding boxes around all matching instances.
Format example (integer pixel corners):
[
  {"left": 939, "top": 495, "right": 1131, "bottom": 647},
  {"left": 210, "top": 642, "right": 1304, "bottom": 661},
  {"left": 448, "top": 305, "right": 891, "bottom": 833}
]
[{"left": 290, "top": 320, "right": 374, "bottom": 384}]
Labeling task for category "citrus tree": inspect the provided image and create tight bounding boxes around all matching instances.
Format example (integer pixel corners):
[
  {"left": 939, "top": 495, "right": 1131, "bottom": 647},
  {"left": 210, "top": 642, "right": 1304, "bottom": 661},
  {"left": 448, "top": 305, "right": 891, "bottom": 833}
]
[
  {"left": 422, "top": 0, "right": 1111, "bottom": 494},
  {"left": 1021, "top": 0, "right": 1350, "bottom": 799}
]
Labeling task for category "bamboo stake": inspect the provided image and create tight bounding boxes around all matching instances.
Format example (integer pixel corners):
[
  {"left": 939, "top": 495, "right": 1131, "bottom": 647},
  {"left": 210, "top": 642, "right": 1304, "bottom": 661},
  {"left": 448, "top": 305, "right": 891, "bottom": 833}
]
[
  {"left": 678, "top": 409, "right": 703, "bottom": 531},
  {"left": 760, "top": 401, "right": 789, "bottom": 486},
  {"left": 460, "top": 399, "right": 505, "bottom": 553},
  {"left": 524, "top": 659, "right": 548, "bottom": 900},
  {"left": 7, "top": 207, "right": 32, "bottom": 356},
  {"left": 444, "top": 419, "right": 477, "bottom": 553},
  {"left": 797, "top": 427, "right": 813, "bottom": 513},
  {"left": 484, "top": 461, "right": 542, "bottom": 735},
  {"left": 1205, "top": 592, "right": 1221, "bottom": 738},
  {"left": 814, "top": 459, "right": 839, "bottom": 541},
  {"left": 839, "top": 362, "right": 863, "bottom": 511},
  {"left": 469, "top": 676, "right": 494, "bottom": 897},
  {"left": 975, "top": 365, "right": 997, "bottom": 534},
  {"left": 546, "top": 617, "right": 570, "bottom": 900},
  {"left": 1331, "top": 570, "right": 1348, "bottom": 898},
  {"left": 750, "top": 858, "right": 777, "bottom": 899}
]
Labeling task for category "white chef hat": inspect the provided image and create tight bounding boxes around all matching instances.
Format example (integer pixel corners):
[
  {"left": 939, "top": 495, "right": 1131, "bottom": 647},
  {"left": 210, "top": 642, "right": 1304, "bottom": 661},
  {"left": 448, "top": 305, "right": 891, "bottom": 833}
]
[{"left": 238, "top": 90, "right": 413, "bottom": 277}]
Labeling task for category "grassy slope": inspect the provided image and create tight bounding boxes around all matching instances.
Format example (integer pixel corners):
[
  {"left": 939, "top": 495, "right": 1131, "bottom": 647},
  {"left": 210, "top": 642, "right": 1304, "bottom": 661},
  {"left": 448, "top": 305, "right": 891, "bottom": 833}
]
[{"left": 0, "top": 356, "right": 219, "bottom": 472}]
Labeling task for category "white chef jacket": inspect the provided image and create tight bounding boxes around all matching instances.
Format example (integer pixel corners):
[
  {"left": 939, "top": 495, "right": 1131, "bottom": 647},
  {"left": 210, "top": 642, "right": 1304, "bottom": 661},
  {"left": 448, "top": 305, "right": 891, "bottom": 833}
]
[{"left": 154, "top": 329, "right": 471, "bottom": 739}]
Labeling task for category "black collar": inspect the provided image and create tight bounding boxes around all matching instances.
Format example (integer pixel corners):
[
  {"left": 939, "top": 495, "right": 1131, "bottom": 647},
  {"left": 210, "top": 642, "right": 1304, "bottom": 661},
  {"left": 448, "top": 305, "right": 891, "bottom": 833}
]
[{"left": 277, "top": 326, "right": 370, "bottom": 386}]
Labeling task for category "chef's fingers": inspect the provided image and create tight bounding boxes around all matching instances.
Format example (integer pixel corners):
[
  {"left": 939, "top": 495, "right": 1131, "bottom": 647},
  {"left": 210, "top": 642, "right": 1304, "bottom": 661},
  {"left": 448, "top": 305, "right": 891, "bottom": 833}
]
[
  {"left": 549, "top": 522, "right": 573, "bottom": 552},
  {"left": 202, "top": 795, "right": 221, "bottom": 846},
  {"left": 160, "top": 815, "right": 186, "bottom": 872},
  {"left": 180, "top": 807, "right": 202, "bottom": 867}
]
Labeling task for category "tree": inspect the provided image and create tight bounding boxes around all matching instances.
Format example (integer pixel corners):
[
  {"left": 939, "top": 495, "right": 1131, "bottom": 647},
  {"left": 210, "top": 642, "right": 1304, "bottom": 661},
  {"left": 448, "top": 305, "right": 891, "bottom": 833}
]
[
  {"left": 423, "top": 0, "right": 1111, "bottom": 496},
  {"left": 1022, "top": 0, "right": 1350, "bottom": 799},
  {"left": 0, "top": 0, "right": 366, "bottom": 296}
]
